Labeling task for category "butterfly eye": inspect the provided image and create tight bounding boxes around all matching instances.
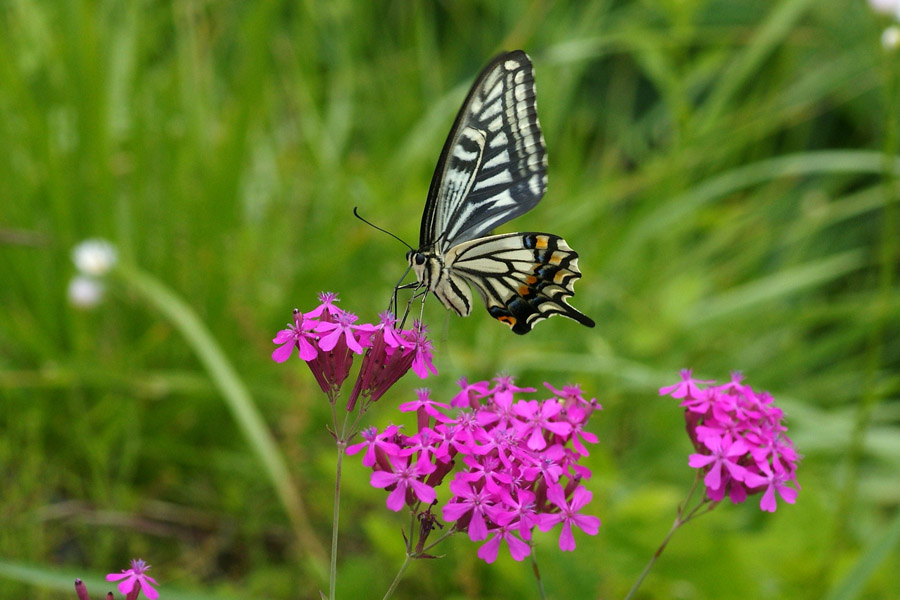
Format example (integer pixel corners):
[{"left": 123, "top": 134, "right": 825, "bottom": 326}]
[{"left": 414, "top": 253, "right": 426, "bottom": 266}]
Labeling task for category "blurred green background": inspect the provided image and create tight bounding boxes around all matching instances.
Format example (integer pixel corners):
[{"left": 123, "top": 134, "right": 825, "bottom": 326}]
[{"left": 2, "top": 0, "right": 899, "bottom": 598}]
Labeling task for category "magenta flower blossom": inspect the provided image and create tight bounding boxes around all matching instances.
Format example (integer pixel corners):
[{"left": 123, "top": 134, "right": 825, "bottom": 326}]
[
  {"left": 272, "top": 294, "right": 435, "bottom": 406},
  {"left": 661, "top": 371, "right": 800, "bottom": 511},
  {"left": 477, "top": 522, "right": 532, "bottom": 563},
  {"left": 513, "top": 399, "right": 572, "bottom": 450},
  {"left": 271, "top": 309, "right": 318, "bottom": 362},
  {"left": 370, "top": 456, "right": 437, "bottom": 511},
  {"left": 352, "top": 376, "right": 601, "bottom": 563},
  {"left": 743, "top": 462, "right": 799, "bottom": 512},
  {"left": 442, "top": 479, "right": 497, "bottom": 541},
  {"left": 407, "top": 321, "right": 437, "bottom": 378},
  {"left": 346, "top": 425, "right": 402, "bottom": 467},
  {"left": 316, "top": 310, "right": 372, "bottom": 354},
  {"left": 659, "top": 369, "right": 712, "bottom": 399},
  {"left": 451, "top": 377, "right": 490, "bottom": 408},
  {"left": 106, "top": 559, "right": 158, "bottom": 600},
  {"left": 538, "top": 485, "right": 601, "bottom": 551},
  {"left": 305, "top": 291, "right": 342, "bottom": 318},
  {"left": 688, "top": 433, "right": 748, "bottom": 490},
  {"left": 399, "top": 388, "right": 452, "bottom": 423},
  {"left": 346, "top": 312, "right": 419, "bottom": 411}
]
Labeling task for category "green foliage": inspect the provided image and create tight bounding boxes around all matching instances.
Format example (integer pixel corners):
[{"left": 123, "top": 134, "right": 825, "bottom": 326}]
[{"left": 1, "top": 1, "right": 898, "bottom": 598}]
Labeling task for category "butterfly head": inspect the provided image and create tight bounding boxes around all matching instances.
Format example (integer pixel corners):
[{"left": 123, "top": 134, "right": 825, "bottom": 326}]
[
  {"left": 407, "top": 250, "right": 427, "bottom": 267},
  {"left": 407, "top": 249, "right": 431, "bottom": 285},
  {"left": 408, "top": 249, "right": 449, "bottom": 299}
]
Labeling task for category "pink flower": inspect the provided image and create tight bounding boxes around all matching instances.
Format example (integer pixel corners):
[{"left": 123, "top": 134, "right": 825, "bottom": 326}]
[
  {"left": 405, "top": 322, "right": 437, "bottom": 378},
  {"left": 744, "top": 463, "right": 798, "bottom": 513},
  {"left": 370, "top": 456, "right": 436, "bottom": 511},
  {"left": 688, "top": 433, "right": 748, "bottom": 491},
  {"left": 316, "top": 310, "right": 372, "bottom": 354},
  {"left": 477, "top": 523, "right": 531, "bottom": 563},
  {"left": 346, "top": 425, "right": 401, "bottom": 467},
  {"left": 659, "top": 369, "right": 712, "bottom": 399},
  {"left": 513, "top": 399, "right": 572, "bottom": 450},
  {"left": 273, "top": 295, "right": 439, "bottom": 409},
  {"left": 491, "top": 486, "right": 538, "bottom": 538},
  {"left": 664, "top": 370, "right": 800, "bottom": 510},
  {"left": 399, "top": 388, "right": 452, "bottom": 423},
  {"left": 537, "top": 485, "right": 601, "bottom": 551},
  {"left": 305, "top": 291, "right": 342, "bottom": 318},
  {"left": 106, "top": 559, "right": 158, "bottom": 600},
  {"left": 442, "top": 479, "right": 497, "bottom": 541},
  {"left": 451, "top": 377, "right": 491, "bottom": 409},
  {"left": 346, "top": 312, "right": 417, "bottom": 410},
  {"left": 355, "top": 377, "right": 601, "bottom": 563},
  {"left": 271, "top": 309, "right": 318, "bottom": 362}
]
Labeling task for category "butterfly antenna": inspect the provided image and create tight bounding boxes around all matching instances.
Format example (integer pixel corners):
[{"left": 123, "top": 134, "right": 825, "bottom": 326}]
[{"left": 353, "top": 207, "right": 414, "bottom": 251}]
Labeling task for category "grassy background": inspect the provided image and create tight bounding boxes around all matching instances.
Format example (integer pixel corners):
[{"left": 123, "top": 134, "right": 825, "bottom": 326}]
[{"left": 2, "top": 0, "right": 899, "bottom": 598}]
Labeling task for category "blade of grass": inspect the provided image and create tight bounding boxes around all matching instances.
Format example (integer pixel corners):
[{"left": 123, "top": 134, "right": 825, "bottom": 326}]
[
  {"left": 696, "top": 0, "right": 816, "bottom": 132},
  {"left": 686, "top": 250, "right": 865, "bottom": 326},
  {"left": 823, "top": 509, "right": 900, "bottom": 600},
  {"left": 114, "top": 263, "right": 326, "bottom": 575},
  {"left": 609, "top": 150, "right": 900, "bottom": 269}
]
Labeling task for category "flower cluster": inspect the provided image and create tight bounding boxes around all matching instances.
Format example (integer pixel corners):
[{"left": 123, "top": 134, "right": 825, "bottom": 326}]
[
  {"left": 272, "top": 293, "right": 436, "bottom": 409},
  {"left": 661, "top": 370, "right": 800, "bottom": 512},
  {"left": 348, "top": 376, "right": 602, "bottom": 563},
  {"left": 75, "top": 558, "right": 158, "bottom": 600}
]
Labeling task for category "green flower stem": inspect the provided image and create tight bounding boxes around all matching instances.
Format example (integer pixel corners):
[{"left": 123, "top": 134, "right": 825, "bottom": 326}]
[
  {"left": 382, "top": 553, "right": 412, "bottom": 600},
  {"left": 329, "top": 438, "right": 346, "bottom": 600},
  {"left": 419, "top": 527, "right": 456, "bottom": 554},
  {"left": 115, "top": 264, "right": 326, "bottom": 572},
  {"left": 328, "top": 397, "right": 367, "bottom": 600},
  {"left": 530, "top": 548, "right": 546, "bottom": 600},
  {"left": 625, "top": 472, "right": 714, "bottom": 600}
]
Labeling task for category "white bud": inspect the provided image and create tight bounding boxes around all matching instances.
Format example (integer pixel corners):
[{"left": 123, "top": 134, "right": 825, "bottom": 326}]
[
  {"left": 883, "top": 26, "right": 900, "bottom": 50},
  {"left": 67, "top": 276, "right": 105, "bottom": 309},
  {"left": 71, "top": 239, "right": 118, "bottom": 276}
]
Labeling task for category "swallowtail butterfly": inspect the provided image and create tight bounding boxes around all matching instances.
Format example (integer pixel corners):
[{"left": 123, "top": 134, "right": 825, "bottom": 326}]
[{"left": 403, "top": 50, "right": 594, "bottom": 334}]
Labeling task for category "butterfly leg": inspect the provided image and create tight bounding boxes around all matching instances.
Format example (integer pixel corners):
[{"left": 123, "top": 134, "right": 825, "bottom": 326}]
[
  {"left": 392, "top": 281, "right": 427, "bottom": 330},
  {"left": 389, "top": 264, "right": 416, "bottom": 314},
  {"left": 417, "top": 287, "right": 428, "bottom": 324}
]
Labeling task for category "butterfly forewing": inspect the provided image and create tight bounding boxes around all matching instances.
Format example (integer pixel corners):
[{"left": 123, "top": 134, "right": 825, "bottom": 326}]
[{"left": 421, "top": 50, "right": 547, "bottom": 253}]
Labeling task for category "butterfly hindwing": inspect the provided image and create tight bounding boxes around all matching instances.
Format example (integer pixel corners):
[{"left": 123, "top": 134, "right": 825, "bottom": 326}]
[
  {"left": 421, "top": 50, "right": 547, "bottom": 253},
  {"left": 442, "top": 233, "right": 595, "bottom": 334}
]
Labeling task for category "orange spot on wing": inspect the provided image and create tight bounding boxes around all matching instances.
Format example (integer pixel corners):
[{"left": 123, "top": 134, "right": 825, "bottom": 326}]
[
  {"left": 525, "top": 275, "right": 538, "bottom": 285},
  {"left": 549, "top": 252, "right": 563, "bottom": 265},
  {"left": 497, "top": 315, "right": 516, "bottom": 327},
  {"left": 535, "top": 236, "right": 549, "bottom": 250},
  {"left": 518, "top": 284, "right": 532, "bottom": 296}
]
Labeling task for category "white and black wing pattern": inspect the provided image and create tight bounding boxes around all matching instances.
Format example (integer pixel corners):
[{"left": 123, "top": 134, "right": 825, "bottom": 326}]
[
  {"left": 420, "top": 50, "right": 547, "bottom": 253},
  {"left": 407, "top": 50, "right": 593, "bottom": 334},
  {"left": 441, "top": 233, "right": 594, "bottom": 335}
]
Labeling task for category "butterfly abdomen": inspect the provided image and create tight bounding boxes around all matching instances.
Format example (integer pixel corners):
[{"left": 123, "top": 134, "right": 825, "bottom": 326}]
[{"left": 410, "top": 249, "right": 475, "bottom": 318}]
